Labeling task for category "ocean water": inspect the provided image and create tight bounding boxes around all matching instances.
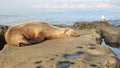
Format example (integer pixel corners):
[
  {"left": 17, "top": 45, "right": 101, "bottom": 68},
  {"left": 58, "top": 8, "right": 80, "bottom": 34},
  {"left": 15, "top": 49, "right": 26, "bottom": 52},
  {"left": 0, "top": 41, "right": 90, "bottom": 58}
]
[
  {"left": 102, "top": 39, "right": 120, "bottom": 60},
  {"left": 0, "top": 8, "right": 120, "bottom": 26}
]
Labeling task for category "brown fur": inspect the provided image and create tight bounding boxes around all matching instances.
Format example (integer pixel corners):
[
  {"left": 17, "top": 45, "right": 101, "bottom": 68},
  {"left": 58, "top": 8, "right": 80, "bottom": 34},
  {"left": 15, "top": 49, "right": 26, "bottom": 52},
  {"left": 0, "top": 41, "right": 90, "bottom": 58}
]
[{"left": 5, "top": 22, "right": 79, "bottom": 46}]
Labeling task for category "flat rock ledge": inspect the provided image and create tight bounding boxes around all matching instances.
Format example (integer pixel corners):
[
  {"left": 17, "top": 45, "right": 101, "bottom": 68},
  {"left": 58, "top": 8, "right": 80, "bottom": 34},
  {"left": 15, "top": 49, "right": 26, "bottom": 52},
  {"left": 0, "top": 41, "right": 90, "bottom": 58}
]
[{"left": 0, "top": 29, "right": 120, "bottom": 68}]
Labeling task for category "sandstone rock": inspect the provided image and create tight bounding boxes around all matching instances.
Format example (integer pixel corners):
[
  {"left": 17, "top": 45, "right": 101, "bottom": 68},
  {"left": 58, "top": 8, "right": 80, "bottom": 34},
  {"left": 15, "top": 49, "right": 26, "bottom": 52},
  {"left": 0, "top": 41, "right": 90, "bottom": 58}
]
[
  {"left": 0, "top": 29, "right": 119, "bottom": 68},
  {"left": 101, "top": 29, "right": 120, "bottom": 48}
]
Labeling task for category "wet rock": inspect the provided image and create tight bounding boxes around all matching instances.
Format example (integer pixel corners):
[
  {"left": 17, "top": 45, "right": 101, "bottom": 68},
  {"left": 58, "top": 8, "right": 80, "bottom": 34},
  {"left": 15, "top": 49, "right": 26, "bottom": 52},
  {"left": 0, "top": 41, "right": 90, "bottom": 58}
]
[
  {"left": 63, "top": 52, "right": 84, "bottom": 59},
  {"left": 76, "top": 46, "right": 83, "bottom": 48},
  {"left": 0, "top": 25, "right": 9, "bottom": 50},
  {"left": 57, "top": 61, "right": 75, "bottom": 68}
]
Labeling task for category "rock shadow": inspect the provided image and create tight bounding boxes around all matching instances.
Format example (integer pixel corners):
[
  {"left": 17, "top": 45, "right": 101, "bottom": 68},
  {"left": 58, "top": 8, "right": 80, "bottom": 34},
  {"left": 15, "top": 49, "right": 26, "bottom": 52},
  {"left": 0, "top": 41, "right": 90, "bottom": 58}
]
[{"left": 0, "top": 34, "right": 6, "bottom": 50}]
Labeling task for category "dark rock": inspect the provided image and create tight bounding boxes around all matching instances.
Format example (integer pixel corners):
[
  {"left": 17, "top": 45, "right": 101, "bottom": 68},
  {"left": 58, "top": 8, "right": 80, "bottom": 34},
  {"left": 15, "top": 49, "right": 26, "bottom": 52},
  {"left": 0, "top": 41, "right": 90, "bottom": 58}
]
[
  {"left": 0, "top": 25, "right": 9, "bottom": 50},
  {"left": 73, "top": 21, "right": 113, "bottom": 30},
  {"left": 73, "top": 22, "right": 97, "bottom": 29}
]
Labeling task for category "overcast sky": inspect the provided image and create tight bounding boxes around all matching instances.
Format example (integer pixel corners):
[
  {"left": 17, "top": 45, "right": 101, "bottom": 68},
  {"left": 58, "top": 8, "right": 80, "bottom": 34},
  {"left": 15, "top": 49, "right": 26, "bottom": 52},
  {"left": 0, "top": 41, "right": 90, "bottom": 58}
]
[{"left": 0, "top": 0, "right": 119, "bottom": 10}]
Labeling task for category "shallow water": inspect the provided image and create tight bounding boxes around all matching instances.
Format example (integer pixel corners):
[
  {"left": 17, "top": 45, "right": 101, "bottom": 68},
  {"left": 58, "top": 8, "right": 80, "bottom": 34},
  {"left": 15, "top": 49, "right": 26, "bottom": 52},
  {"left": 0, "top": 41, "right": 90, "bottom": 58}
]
[
  {"left": 57, "top": 61, "right": 75, "bottom": 68},
  {"left": 63, "top": 52, "right": 84, "bottom": 59},
  {"left": 101, "top": 39, "right": 120, "bottom": 59}
]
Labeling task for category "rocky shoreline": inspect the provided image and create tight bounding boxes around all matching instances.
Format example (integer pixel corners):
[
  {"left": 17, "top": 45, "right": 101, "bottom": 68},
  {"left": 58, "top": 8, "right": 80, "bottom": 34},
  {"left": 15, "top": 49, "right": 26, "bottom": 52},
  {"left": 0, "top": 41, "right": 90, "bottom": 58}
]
[
  {"left": 73, "top": 21, "right": 120, "bottom": 48},
  {"left": 0, "top": 22, "right": 120, "bottom": 68}
]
